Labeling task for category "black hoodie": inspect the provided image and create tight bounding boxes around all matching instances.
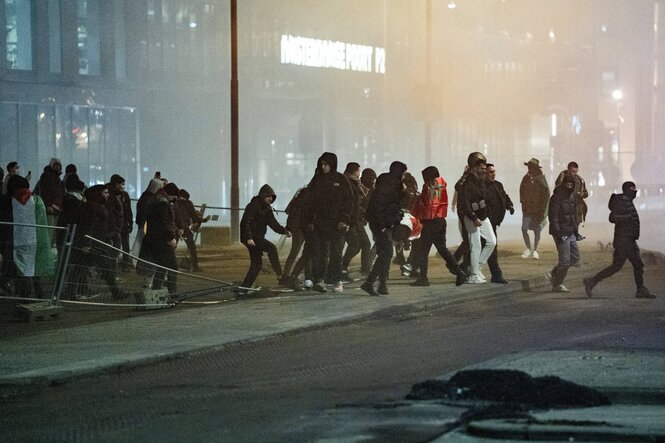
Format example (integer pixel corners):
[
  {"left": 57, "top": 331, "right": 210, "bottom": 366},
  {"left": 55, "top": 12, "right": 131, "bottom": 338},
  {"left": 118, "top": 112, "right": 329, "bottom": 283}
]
[
  {"left": 240, "top": 184, "right": 288, "bottom": 243},
  {"left": 365, "top": 161, "right": 407, "bottom": 231},
  {"left": 304, "top": 152, "right": 353, "bottom": 230}
]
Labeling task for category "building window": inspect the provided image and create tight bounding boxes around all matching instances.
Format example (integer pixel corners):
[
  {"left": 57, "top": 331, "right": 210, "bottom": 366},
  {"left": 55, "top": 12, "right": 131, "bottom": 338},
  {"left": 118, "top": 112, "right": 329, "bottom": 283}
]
[
  {"left": 5, "top": 0, "right": 33, "bottom": 70},
  {"left": 48, "top": 0, "right": 62, "bottom": 73},
  {"left": 77, "top": 0, "right": 100, "bottom": 75}
]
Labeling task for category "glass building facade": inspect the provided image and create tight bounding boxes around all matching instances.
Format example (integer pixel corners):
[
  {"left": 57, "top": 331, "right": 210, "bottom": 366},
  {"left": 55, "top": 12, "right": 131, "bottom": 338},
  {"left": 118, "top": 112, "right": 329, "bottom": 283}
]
[{"left": 0, "top": 0, "right": 660, "bottom": 207}]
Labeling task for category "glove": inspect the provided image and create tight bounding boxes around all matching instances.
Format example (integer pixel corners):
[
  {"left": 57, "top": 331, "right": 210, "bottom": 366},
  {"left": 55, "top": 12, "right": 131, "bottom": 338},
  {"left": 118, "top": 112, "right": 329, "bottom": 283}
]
[
  {"left": 337, "top": 222, "right": 349, "bottom": 233},
  {"left": 509, "top": 207, "right": 515, "bottom": 215}
]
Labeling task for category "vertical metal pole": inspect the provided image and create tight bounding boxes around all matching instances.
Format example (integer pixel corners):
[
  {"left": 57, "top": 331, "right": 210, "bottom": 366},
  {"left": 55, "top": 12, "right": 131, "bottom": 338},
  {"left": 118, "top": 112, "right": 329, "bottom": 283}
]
[
  {"left": 425, "top": 0, "right": 432, "bottom": 165},
  {"left": 230, "top": 0, "right": 240, "bottom": 243},
  {"left": 51, "top": 224, "right": 76, "bottom": 305}
]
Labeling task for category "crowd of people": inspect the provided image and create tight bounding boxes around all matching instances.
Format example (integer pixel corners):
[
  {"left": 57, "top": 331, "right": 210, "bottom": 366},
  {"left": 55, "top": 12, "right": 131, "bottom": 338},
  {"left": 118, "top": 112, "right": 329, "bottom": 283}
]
[
  {"left": 0, "top": 152, "right": 656, "bottom": 301},
  {"left": 0, "top": 159, "right": 206, "bottom": 300},
  {"left": 239, "top": 151, "right": 655, "bottom": 300}
]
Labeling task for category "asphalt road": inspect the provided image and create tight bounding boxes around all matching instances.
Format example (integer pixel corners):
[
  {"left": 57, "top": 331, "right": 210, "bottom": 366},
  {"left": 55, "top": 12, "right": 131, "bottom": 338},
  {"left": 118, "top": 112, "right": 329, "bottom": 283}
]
[{"left": 2, "top": 265, "right": 663, "bottom": 442}]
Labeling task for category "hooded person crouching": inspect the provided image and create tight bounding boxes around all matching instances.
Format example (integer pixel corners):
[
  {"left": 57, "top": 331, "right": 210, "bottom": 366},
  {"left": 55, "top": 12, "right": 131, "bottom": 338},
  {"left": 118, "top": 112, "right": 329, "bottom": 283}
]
[{"left": 239, "top": 184, "right": 290, "bottom": 295}]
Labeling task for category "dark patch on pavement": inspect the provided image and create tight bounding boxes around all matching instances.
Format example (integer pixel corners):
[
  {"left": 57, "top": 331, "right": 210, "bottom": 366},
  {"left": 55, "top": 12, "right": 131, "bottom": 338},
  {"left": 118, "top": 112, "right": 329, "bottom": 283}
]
[{"left": 406, "top": 369, "right": 610, "bottom": 409}]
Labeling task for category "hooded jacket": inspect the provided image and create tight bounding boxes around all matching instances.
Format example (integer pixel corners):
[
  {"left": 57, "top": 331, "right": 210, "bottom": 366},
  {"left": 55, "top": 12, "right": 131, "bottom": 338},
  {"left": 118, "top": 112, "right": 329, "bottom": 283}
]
[
  {"left": 144, "top": 190, "right": 177, "bottom": 243},
  {"left": 34, "top": 165, "right": 64, "bottom": 212},
  {"left": 240, "top": 184, "right": 288, "bottom": 243},
  {"left": 81, "top": 185, "right": 112, "bottom": 243},
  {"left": 608, "top": 192, "right": 640, "bottom": 240},
  {"left": 136, "top": 178, "right": 164, "bottom": 229},
  {"left": 365, "top": 161, "right": 407, "bottom": 232},
  {"left": 304, "top": 152, "right": 353, "bottom": 230},
  {"left": 548, "top": 177, "right": 576, "bottom": 238}
]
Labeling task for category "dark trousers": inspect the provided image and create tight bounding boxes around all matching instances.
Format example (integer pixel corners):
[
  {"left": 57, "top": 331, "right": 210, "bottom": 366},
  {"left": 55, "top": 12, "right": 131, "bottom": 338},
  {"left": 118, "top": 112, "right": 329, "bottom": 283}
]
[
  {"left": 416, "top": 218, "right": 458, "bottom": 278},
  {"left": 311, "top": 227, "right": 345, "bottom": 284},
  {"left": 283, "top": 228, "right": 305, "bottom": 277},
  {"left": 144, "top": 239, "right": 178, "bottom": 293},
  {"left": 291, "top": 229, "right": 315, "bottom": 281},
  {"left": 120, "top": 230, "right": 132, "bottom": 269},
  {"left": 182, "top": 229, "right": 199, "bottom": 268},
  {"left": 365, "top": 227, "right": 393, "bottom": 287},
  {"left": 242, "top": 238, "right": 282, "bottom": 288},
  {"left": 485, "top": 223, "right": 502, "bottom": 279},
  {"left": 343, "top": 224, "right": 372, "bottom": 273},
  {"left": 595, "top": 236, "right": 644, "bottom": 288},
  {"left": 453, "top": 218, "right": 470, "bottom": 269}
]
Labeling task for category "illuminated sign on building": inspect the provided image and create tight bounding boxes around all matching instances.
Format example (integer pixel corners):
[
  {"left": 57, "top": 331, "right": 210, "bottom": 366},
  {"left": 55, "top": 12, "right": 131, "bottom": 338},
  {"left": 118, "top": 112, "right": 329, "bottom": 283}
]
[{"left": 280, "top": 35, "right": 386, "bottom": 74}]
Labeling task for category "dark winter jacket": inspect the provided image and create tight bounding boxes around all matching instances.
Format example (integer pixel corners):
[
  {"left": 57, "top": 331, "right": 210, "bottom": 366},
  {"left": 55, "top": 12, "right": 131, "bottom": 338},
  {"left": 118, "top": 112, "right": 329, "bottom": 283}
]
[
  {"left": 57, "top": 191, "right": 86, "bottom": 245},
  {"left": 519, "top": 171, "right": 550, "bottom": 222},
  {"left": 556, "top": 170, "right": 589, "bottom": 225},
  {"left": 285, "top": 187, "right": 309, "bottom": 231},
  {"left": 118, "top": 190, "right": 133, "bottom": 234},
  {"left": 105, "top": 182, "right": 124, "bottom": 236},
  {"left": 144, "top": 192, "right": 177, "bottom": 243},
  {"left": 346, "top": 175, "right": 367, "bottom": 227},
  {"left": 608, "top": 193, "right": 640, "bottom": 240},
  {"left": 548, "top": 186, "right": 576, "bottom": 238},
  {"left": 136, "top": 179, "right": 164, "bottom": 229},
  {"left": 34, "top": 165, "right": 64, "bottom": 213},
  {"left": 304, "top": 152, "right": 353, "bottom": 231},
  {"left": 458, "top": 169, "right": 489, "bottom": 222},
  {"left": 240, "top": 184, "right": 287, "bottom": 243},
  {"left": 81, "top": 185, "right": 113, "bottom": 244},
  {"left": 486, "top": 179, "right": 514, "bottom": 226},
  {"left": 365, "top": 161, "right": 407, "bottom": 232}
]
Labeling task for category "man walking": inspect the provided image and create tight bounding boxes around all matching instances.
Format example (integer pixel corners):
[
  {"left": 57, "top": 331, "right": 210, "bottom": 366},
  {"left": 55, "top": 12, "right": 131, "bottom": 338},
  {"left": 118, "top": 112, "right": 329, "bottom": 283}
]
[
  {"left": 555, "top": 161, "right": 588, "bottom": 241},
  {"left": 409, "top": 166, "right": 467, "bottom": 287},
  {"left": 519, "top": 158, "right": 549, "bottom": 259},
  {"left": 485, "top": 163, "right": 515, "bottom": 283},
  {"left": 304, "top": 152, "right": 353, "bottom": 293},
  {"left": 583, "top": 182, "right": 655, "bottom": 299},
  {"left": 361, "top": 161, "right": 407, "bottom": 296},
  {"left": 546, "top": 175, "right": 578, "bottom": 292},
  {"left": 458, "top": 152, "right": 495, "bottom": 284}
]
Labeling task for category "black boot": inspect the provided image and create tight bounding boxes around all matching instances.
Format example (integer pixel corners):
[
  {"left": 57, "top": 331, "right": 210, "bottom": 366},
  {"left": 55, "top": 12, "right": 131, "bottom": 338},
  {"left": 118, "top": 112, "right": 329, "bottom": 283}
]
[
  {"left": 455, "top": 268, "right": 468, "bottom": 286},
  {"left": 583, "top": 276, "right": 598, "bottom": 298},
  {"left": 377, "top": 282, "right": 389, "bottom": 295},
  {"left": 636, "top": 286, "right": 656, "bottom": 299},
  {"left": 410, "top": 277, "right": 430, "bottom": 287},
  {"left": 361, "top": 281, "right": 379, "bottom": 296}
]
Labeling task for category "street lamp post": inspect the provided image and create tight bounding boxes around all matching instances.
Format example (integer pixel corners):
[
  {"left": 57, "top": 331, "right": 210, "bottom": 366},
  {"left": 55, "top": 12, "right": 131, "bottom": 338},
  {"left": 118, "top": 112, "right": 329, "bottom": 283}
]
[
  {"left": 425, "top": 0, "right": 432, "bottom": 165},
  {"left": 230, "top": 0, "right": 239, "bottom": 243}
]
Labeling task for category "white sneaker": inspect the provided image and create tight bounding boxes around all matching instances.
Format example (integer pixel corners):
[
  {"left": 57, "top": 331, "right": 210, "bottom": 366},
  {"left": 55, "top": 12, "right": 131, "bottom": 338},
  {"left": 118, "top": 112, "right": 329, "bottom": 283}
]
[
  {"left": 544, "top": 272, "right": 552, "bottom": 282},
  {"left": 467, "top": 274, "right": 487, "bottom": 284},
  {"left": 521, "top": 249, "right": 532, "bottom": 259},
  {"left": 553, "top": 284, "right": 569, "bottom": 293},
  {"left": 303, "top": 279, "right": 313, "bottom": 289},
  {"left": 532, "top": 250, "right": 540, "bottom": 260},
  {"left": 333, "top": 281, "right": 344, "bottom": 293}
]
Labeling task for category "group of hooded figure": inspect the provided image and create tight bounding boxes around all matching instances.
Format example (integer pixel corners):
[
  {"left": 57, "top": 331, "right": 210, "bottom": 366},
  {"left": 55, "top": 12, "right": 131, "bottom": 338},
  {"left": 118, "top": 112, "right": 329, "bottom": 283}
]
[
  {"left": 239, "top": 151, "right": 485, "bottom": 296},
  {"left": 239, "top": 150, "right": 656, "bottom": 300}
]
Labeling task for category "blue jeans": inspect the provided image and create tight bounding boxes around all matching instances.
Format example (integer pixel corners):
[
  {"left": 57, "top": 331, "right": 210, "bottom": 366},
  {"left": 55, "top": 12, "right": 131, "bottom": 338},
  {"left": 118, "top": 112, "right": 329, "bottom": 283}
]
[{"left": 551, "top": 235, "right": 579, "bottom": 286}]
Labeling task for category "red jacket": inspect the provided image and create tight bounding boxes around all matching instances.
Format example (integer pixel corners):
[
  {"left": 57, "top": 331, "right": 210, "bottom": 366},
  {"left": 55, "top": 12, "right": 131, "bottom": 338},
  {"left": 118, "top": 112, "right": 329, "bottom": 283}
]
[{"left": 412, "top": 177, "right": 449, "bottom": 220}]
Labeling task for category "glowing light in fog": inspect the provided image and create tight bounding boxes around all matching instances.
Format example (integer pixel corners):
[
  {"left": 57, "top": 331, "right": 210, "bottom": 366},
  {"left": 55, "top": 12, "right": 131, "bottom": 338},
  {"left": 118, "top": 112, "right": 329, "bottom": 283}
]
[{"left": 612, "top": 89, "right": 623, "bottom": 100}]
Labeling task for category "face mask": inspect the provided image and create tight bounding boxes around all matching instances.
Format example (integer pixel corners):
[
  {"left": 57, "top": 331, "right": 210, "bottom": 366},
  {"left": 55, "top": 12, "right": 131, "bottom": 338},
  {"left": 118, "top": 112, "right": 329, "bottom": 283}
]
[{"left": 625, "top": 189, "right": 637, "bottom": 200}]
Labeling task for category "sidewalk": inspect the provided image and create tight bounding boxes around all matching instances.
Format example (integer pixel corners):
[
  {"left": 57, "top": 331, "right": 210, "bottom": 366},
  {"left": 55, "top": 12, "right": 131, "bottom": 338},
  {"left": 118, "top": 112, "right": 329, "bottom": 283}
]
[{"left": 0, "top": 241, "right": 658, "bottom": 387}]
